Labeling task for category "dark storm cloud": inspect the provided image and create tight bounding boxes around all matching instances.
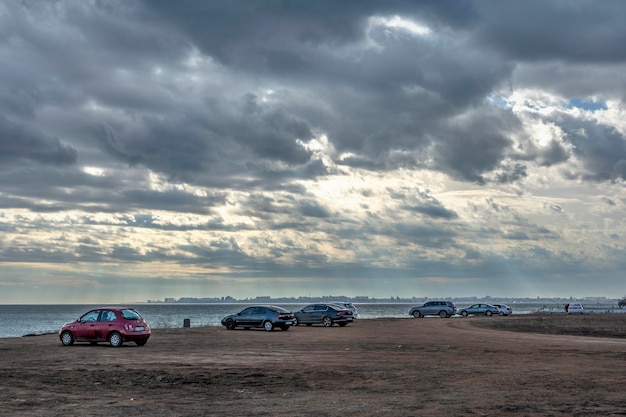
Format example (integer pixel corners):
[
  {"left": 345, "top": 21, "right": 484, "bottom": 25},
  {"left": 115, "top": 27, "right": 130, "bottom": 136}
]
[
  {"left": 558, "top": 115, "right": 626, "bottom": 181},
  {"left": 476, "top": 0, "right": 626, "bottom": 63},
  {"left": 431, "top": 107, "right": 518, "bottom": 183},
  {"left": 142, "top": 0, "right": 478, "bottom": 68},
  {"left": 2, "top": 0, "right": 625, "bottom": 193},
  {"left": 0, "top": 116, "right": 77, "bottom": 165},
  {"left": 136, "top": 1, "right": 518, "bottom": 182}
]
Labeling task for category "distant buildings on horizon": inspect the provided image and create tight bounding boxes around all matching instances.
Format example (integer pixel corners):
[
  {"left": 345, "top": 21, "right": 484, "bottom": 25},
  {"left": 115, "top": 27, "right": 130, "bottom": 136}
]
[{"left": 147, "top": 295, "right": 617, "bottom": 304}]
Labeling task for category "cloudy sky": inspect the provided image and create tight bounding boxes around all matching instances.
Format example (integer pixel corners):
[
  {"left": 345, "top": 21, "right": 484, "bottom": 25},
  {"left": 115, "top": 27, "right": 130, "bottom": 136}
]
[{"left": 1, "top": 1, "right": 625, "bottom": 304}]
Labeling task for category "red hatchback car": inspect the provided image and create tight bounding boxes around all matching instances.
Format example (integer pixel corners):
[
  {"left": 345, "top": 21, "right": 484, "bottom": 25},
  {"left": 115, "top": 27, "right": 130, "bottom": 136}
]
[{"left": 59, "top": 307, "right": 151, "bottom": 347}]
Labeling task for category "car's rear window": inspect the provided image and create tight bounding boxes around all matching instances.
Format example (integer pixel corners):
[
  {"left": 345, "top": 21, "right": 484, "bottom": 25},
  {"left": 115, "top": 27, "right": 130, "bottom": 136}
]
[
  {"left": 269, "top": 306, "right": 290, "bottom": 313},
  {"left": 121, "top": 309, "right": 142, "bottom": 320}
]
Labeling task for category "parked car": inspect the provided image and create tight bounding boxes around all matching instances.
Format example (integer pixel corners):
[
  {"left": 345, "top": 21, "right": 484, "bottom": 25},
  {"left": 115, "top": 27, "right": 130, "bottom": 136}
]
[
  {"left": 294, "top": 303, "right": 354, "bottom": 327},
  {"left": 59, "top": 307, "right": 151, "bottom": 347},
  {"left": 409, "top": 301, "right": 456, "bottom": 318},
  {"left": 330, "top": 301, "right": 359, "bottom": 319},
  {"left": 457, "top": 303, "right": 499, "bottom": 317},
  {"left": 565, "top": 303, "right": 584, "bottom": 314},
  {"left": 492, "top": 304, "right": 513, "bottom": 316},
  {"left": 221, "top": 305, "right": 295, "bottom": 331}
]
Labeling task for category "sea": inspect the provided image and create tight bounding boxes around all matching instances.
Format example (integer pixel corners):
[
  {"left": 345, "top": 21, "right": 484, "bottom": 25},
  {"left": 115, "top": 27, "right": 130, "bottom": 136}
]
[{"left": 0, "top": 302, "right": 621, "bottom": 339}]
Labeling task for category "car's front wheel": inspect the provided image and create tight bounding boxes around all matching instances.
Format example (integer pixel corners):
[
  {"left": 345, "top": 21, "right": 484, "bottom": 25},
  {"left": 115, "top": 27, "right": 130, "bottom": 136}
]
[
  {"left": 108, "top": 331, "right": 123, "bottom": 347},
  {"left": 60, "top": 331, "right": 74, "bottom": 346},
  {"left": 485, "top": 311, "right": 493, "bottom": 316},
  {"left": 322, "top": 316, "right": 333, "bottom": 327},
  {"left": 412, "top": 311, "right": 422, "bottom": 318},
  {"left": 439, "top": 311, "right": 448, "bottom": 318},
  {"left": 225, "top": 319, "right": 236, "bottom": 330},
  {"left": 263, "top": 321, "right": 274, "bottom": 332},
  {"left": 461, "top": 311, "right": 469, "bottom": 317}
]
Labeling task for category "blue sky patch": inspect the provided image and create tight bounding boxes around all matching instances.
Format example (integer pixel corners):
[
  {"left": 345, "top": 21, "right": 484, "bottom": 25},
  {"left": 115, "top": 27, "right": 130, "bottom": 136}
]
[{"left": 568, "top": 98, "right": 607, "bottom": 111}]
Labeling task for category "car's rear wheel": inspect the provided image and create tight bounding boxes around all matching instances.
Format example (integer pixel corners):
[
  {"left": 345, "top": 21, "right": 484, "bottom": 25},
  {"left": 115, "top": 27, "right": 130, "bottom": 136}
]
[
  {"left": 225, "top": 319, "right": 236, "bottom": 330},
  {"left": 263, "top": 321, "right": 274, "bottom": 332},
  {"left": 439, "top": 311, "right": 448, "bottom": 318},
  {"left": 413, "top": 311, "right": 422, "bottom": 318},
  {"left": 461, "top": 311, "right": 469, "bottom": 317},
  {"left": 108, "top": 331, "right": 123, "bottom": 347},
  {"left": 60, "top": 331, "right": 74, "bottom": 346},
  {"left": 322, "top": 316, "right": 333, "bottom": 327},
  {"left": 485, "top": 311, "right": 493, "bottom": 316},
  {"left": 499, "top": 311, "right": 505, "bottom": 316},
  {"left": 135, "top": 339, "right": 147, "bottom": 346}
]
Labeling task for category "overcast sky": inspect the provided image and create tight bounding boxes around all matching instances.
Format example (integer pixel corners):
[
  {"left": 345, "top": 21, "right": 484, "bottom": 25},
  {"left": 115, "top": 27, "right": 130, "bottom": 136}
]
[{"left": 1, "top": 1, "right": 625, "bottom": 304}]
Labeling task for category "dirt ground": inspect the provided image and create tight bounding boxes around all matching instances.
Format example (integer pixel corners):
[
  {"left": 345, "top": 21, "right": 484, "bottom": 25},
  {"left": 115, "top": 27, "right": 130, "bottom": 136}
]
[{"left": 1, "top": 315, "right": 626, "bottom": 416}]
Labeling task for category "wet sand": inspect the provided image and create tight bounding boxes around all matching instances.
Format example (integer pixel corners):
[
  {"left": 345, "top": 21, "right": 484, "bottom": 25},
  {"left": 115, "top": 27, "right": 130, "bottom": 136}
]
[{"left": 1, "top": 316, "right": 625, "bottom": 416}]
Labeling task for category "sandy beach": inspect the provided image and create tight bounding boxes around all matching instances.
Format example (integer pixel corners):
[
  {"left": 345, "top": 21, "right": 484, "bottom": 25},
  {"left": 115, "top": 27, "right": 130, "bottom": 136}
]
[{"left": 1, "top": 316, "right": 625, "bottom": 416}]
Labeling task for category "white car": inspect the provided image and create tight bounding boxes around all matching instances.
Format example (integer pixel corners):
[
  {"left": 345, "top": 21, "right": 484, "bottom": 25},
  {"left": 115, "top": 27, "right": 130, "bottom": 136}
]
[
  {"left": 566, "top": 303, "right": 584, "bottom": 314},
  {"left": 492, "top": 304, "right": 512, "bottom": 316}
]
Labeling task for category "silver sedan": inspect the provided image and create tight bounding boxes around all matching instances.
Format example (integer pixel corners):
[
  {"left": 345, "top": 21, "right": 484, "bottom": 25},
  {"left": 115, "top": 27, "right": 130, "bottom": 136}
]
[{"left": 457, "top": 303, "right": 499, "bottom": 317}]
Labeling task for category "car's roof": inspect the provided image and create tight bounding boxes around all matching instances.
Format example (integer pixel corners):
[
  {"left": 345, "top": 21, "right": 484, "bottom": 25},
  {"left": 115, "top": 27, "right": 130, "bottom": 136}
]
[
  {"left": 303, "top": 303, "right": 346, "bottom": 308},
  {"left": 244, "top": 304, "right": 283, "bottom": 308},
  {"left": 242, "top": 304, "right": 290, "bottom": 310},
  {"left": 328, "top": 302, "right": 351, "bottom": 308}
]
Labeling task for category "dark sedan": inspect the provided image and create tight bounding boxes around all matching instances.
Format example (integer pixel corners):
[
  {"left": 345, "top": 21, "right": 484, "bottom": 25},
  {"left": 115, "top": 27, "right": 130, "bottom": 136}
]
[
  {"left": 294, "top": 303, "right": 354, "bottom": 327},
  {"left": 221, "top": 305, "right": 295, "bottom": 331}
]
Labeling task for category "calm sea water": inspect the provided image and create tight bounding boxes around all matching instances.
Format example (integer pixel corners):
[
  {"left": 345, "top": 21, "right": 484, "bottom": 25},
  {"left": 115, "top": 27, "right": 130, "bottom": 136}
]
[{"left": 0, "top": 302, "right": 619, "bottom": 339}]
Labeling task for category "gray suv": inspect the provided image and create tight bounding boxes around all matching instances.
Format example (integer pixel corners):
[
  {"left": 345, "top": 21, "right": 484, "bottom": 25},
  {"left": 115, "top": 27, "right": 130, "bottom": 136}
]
[{"left": 409, "top": 301, "right": 456, "bottom": 318}]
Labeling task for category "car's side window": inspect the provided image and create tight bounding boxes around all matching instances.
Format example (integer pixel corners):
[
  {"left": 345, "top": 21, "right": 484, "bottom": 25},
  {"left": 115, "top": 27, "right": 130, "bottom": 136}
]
[
  {"left": 80, "top": 311, "right": 100, "bottom": 322},
  {"left": 100, "top": 311, "right": 116, "bottom": 322}
]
